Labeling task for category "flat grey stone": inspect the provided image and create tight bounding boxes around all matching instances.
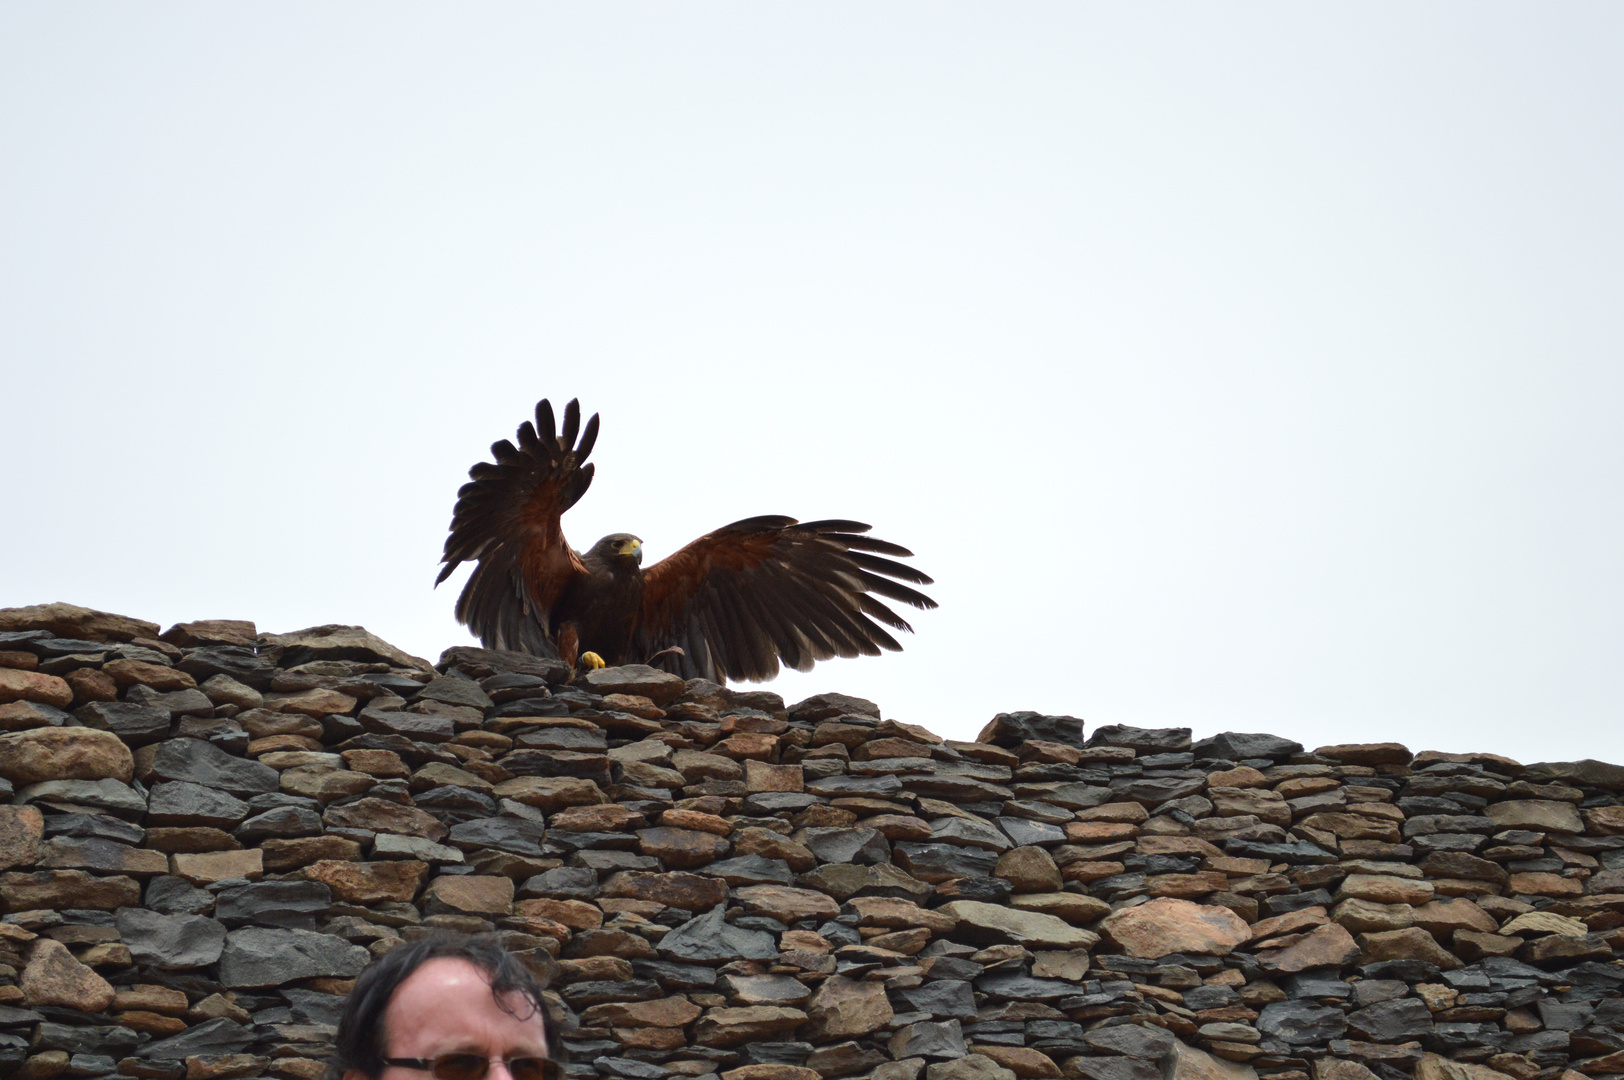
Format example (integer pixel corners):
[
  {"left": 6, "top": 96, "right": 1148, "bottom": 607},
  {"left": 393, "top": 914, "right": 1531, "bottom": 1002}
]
[
  {"left": 144, "top": 737, "right": 278, "bottom": 796},
  {"left": 116, "top": 908, "right": 226, "bottom": 969},
  {"left": 218, "top": 926, "right": 371, "bottom": 987},
  {"left": 146, "top": 780, "right": 251, "bottom": 828},
  {"left": 659, "top": 905, "right": 777, "bottom": 963}
]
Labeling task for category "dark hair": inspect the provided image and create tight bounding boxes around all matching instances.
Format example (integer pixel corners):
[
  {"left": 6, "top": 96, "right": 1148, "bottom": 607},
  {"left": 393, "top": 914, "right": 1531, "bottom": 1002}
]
[{"left": 331, "top": 932, "right": 564, "bottom": 1080}]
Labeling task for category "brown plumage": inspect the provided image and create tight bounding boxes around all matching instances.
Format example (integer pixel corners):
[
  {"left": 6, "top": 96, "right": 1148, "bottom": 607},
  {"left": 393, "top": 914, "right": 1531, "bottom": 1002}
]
[{"left": 436, "top": 398, "right": 936, "bottom": 683}]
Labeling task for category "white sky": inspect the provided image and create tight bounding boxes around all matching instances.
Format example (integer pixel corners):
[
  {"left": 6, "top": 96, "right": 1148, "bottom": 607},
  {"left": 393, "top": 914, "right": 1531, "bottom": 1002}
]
[{"left": 3, "top": 4, "right": 1621, "bottom": 766}]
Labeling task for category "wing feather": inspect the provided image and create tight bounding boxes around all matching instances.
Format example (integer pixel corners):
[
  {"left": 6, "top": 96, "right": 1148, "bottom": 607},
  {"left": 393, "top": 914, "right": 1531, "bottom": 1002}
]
[
  {"left": 635, "top": 518, "right": 934, "bottom": 684},
  {"left": 436, "top": 398, "right": 599, "bottom": 655}
]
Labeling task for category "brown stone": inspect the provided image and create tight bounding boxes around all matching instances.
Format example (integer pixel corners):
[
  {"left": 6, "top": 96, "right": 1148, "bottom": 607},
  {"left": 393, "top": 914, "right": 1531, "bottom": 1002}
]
[
  {"left": 1412, "top": 898, "right": 1499, "bottom": 939},
  {"left": 601, "top": 870, "right": 730, "bottom": 911},
  {"left": 1209, "top": 788, "right": 1292, "bottom": 827},
  {"left": 0, "top": 869, "right": 141, "bottom": 910},
  {"left": 744, "top": 760, "right": 803, "bottom": 793},
  {"left": 661, "top": 808, "right": 733, "bottom": 836},
  {"left": 863, "top": 814, "right": 933, "bottom": 841},
  {"left": 732, "top": 827, "right": 817, "bottom": 872},
  {"left": 21, "top": 938, "right": 116, "bottom": 1011},
  {"left": 494, "top": 775, "right": 606, "bottom": 811},
  {"left": 116, "top": 985, "right": 190, "bottom": 1014},
  {"left": 261, "top": 687, "right": 358, "bottom": 717},
  {"left": 1249, "top": 908, "right": 1327, "bottom": 942},
  {"left": 1357, "top": 927, "right": 1461, "bottom": 970},
  {"left": 1030, "top": 950, "right": 1091, "bottom": 980},
  {"left": 723, "top": 1068, "right": 821, "bottom": 1080},
  {"left": 1313, "top": 743, "right": 1413, "bottom": 766},
  {"left": 1098, "top": 898, "right": 1251, "bottom": 958},
  {"left": 304, "top": 859, "right": 427, "bottom": 903},
  {"left": 0, "top": 669, "right": 74, "bottom": 709},
  {"left": 0, "top": 603, "right": 159, "bottom": 642},
  {"left": 736, "top": 885, "right": 841, "bottom": 924},
  {"left": 1010, "top": 892, "right": 1111, "bottom": 927},
  {"left": 1521, "top": 932, "right": 1613, "bottom": 966},
  {"left": 280, "top": 765, "right": 376, "bottom": 803},
  {"left": 324, "top": 798, "right": 448, "bottom": 841},
  {"left": 1412, "top": 1054, "right": 1521, "bottom": 1080},
  {"left": 62, "top": 668, "right": 118, "bottom": 706},
  {"left": 1337, "top": 874, "right": 1434, "bottom": 906},
  {"left": 260, "top": 836, "right": 362, "bottom": 872},
  {"left": 514, "top": 898, "right": 603, "bottom": 930},
  {"left": 425, "top": 874, "right": 514, "bottom": 916},
  {"left": 1331, "top": 898, "right": 1415, "bottom": 934},
  {"left": 867, "top": 927, "right": 932, "bottom": 953},
  {"left": 848, "top": 897, "right": 956, "bottom": 933},
  {"left": 995, "top": 847, "right": 1063, "bottom": 893},
  {"left": 584, "top": 996, "right": 703, "bottom": 1028},
  {"left": 805, "top": 976, "right": 893, "bottom": 1039},
  {"left": 0, "top": 805, "right": 44, "bottom": 872},
  {"left": 1148, "top": 872, "right": 1231, "bottom": 899},
  {"left": 1258, "top": 922, "right": 1360, "bottom": 973},
  {"left": 637, "top": 827, "right": 730, "bottom": 869},
  {"left": 1064, "top": 821, "right": 1139, "bottom": 843},
  {"left": 0, "top": 727, "right": 134, "bottom": 784},
  {"left": 101, "top": 659, "right": 196, "bottom": 691},
  {"left": 944, "top": 899, "right": 1100, "bottom": 949},
  {"left": 1297, "top": 813, "right": 1400, "bottom": 843},
  {"left": 1506, "top": 872, "right": 1583, "bottom": 897},
  {"left": 114, "top": 1009, "right": 189, "bottom": 1036},
  {"left": 171, "top": 849, "right": 264, "bottom": 885},
  {"left": 971, "top": 1047, "right": 1061, "bottom": 1080},
  {"left": 341, "top": 749, "right": 411, "bottom": 778},
  {"left": 551, "top": 804, "right": 647, "bottom": 831},
  {"left": 1486, "top": 800, "right": 1583, "bottom": 834}
]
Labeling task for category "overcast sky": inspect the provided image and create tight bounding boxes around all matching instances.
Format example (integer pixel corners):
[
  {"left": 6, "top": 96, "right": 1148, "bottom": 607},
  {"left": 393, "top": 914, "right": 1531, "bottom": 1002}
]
[{"left": 3, "top": 4, "right": 1621, "bottom": 766}]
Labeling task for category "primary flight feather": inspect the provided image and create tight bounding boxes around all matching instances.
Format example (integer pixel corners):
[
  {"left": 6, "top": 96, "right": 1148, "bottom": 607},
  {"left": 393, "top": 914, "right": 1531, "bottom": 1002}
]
[{"left": 437, "top": 398, "right": 936, "bottom": 683}]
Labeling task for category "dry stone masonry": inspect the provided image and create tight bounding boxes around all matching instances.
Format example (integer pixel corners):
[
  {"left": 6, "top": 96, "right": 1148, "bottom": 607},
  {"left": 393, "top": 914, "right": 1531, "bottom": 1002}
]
[{"left": 2, "top": 603, "right": 1624, "bottom": 1080}]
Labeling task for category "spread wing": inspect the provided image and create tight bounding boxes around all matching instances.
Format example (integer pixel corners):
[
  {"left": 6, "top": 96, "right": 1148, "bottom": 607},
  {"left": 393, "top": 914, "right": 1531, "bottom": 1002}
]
[
  {"left": 633, "top": 516, "right": 936, "bottom": 684},
  {"left": 436, "top": 398, "right": 599, "bottom": 656}
]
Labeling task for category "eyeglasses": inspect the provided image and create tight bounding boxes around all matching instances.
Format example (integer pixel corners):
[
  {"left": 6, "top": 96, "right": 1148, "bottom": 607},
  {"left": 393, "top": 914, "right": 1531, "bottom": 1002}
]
[{"left": 384, "top": 1055, "right": 561, "bottom": 1080}]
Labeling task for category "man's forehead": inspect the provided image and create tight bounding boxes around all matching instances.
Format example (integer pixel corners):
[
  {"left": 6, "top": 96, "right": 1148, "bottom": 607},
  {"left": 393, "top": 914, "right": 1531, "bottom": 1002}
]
[{"left": 388, "top": 958, "right": 545, "bottom": 1025}]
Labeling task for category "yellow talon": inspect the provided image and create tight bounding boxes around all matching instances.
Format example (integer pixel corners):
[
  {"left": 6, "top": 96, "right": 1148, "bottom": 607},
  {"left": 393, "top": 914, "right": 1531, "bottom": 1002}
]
[{"left": 580, "top": 651, "right": 607, "bottom": 670}]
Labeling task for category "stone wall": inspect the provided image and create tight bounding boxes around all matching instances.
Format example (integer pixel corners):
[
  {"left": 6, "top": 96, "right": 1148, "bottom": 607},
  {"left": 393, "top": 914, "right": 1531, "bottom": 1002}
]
[{"left": 2, "top": 603, "right": 1623, "bottom": 1080}]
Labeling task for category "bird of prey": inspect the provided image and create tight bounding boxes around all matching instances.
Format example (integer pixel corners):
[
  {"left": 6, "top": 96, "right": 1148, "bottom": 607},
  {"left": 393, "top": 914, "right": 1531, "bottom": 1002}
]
[{"left": 436, "top": 398, "right": 936, "bottom": 683}]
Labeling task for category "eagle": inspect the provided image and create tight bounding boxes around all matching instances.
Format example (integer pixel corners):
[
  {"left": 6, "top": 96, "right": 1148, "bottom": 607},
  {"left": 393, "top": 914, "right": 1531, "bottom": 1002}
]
[{"left": 436, "top": 398, "right": 936, "bottom": 683}]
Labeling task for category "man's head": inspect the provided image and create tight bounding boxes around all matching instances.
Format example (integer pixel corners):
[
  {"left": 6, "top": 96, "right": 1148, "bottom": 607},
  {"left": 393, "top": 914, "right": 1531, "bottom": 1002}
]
[{"left": 333, "top": 933, "right": 563, "bottom": 1080}]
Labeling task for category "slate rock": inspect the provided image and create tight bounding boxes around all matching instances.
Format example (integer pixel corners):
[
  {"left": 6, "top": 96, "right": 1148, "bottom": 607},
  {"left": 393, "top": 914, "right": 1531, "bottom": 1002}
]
[
  {"left": 578, "top": 665, "right": 687, "bottom": 706},
  {"left": 145, "top": 738, "right": 278, "bottom": 796},
  {"left": 145, "top": 875, "right": 215, "bottom": 916},
  {"left": 32, "top": 1021, "right": 140, "bottom": 1055},
  {"left": 413, "top": 673, "right": 495, "bottom": 710},
  {"left": 973, "top": 970, "right": 1086, "bottom": 1001},
  {"left": 1192, "top": 732, "right": 1304, "bottom": 761},
  {"left": 790, "top": 692, "right": 880, "bottom": 722},
  {"left": 1083, "top": 1022, "right": 1176, "bottom": 1058},
  {"left": 1088, "top": 724, "right": 1192, "bottom": 752},
  {"left": 74, "top": 701, "right": 172, "bottom": 745},
  {"left": 522, "top": 867, "right": 599, "bottom": 900},
  {"left": 218, "top": 926, "right": 371, "bottom": 987},
  {"left": 895, "top": 843, "right": 1000, "bottom": 883},
  {"left": 659, "top": 906, "right": 778, "bottom": 963},
  {"left": 233, "top": 804, "right": 323, "bottom": 842},
  {"left": 1345, "top": 996, "right": 1434, "bottom": 1042},
  {"left": 115, "top": 908, "right": 227, "bottom": 969},
  {"left": 176, "top": 645, "right": 277, "bottom": 689},
  {"left": 799, "top": 827, "right": 889, "bottom": 865},
  {"left": 214, "top": 879, "right": 333, "bottom": 928},
  {"left": 137, "top": 1016, "right": 254, "bottom": 1060},
  {"left": 976, "top": 713, "right": 1085, "bottom": 750},
  {"left": 1255, "top": 1000, "right": 1348, "bottom": 1044},
  {"left": 889, "top": 1019, "right": 967, "bottom": 1060},
  {"left": 42, "top": 811, "right": 143, "bottom": 845},
  {"left": 17, "top": 778, "right": 148, "bottom": 818},
  {"left": 146, "top": 780, "right": 251, "bottom": 828},
  {"left": 446, "top": 816, "right": 546, "bottom": 857}
]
